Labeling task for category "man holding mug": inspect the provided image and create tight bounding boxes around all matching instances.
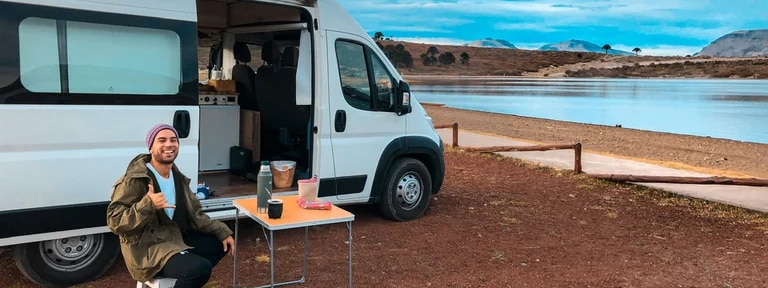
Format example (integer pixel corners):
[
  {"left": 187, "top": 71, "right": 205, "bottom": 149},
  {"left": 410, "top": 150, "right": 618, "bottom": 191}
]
[{"left": 107, "top": 124, "right": 235, "bottom": 288}]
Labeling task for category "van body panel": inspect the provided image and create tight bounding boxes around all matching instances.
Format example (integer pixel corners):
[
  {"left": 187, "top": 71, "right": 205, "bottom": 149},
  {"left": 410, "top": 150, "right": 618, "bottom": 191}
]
[
  {"left": 0, "top": 105, "right": 200, "bottom": 210},
  {"left": 0, "top": 0, "right": 197, "bottom": 21}
]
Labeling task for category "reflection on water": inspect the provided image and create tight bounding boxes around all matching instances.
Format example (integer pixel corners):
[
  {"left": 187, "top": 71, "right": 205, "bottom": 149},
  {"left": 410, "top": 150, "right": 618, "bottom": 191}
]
[{"left": 409, "top": 77, "right": 768, "bottom": 144}]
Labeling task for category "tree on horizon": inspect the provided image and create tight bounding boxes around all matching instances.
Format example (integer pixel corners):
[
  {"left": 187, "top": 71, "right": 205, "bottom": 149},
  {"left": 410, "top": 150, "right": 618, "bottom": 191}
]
[
  {"left": 373, "top": 31, "right": 384, "bottom": 40},
  {"left": 438, "top": 52, "right": 456, "bottom": 65},
  {"left": 427, "top": 46, "right": 439, "bottom": 57},
  {"left": 632, "top": 47, "right": 642, "bottom": 56},
  {"left": 421, "top": 46, "right": 440, "bottom": 66},
  {"left": 460, "top": 52, "right": 470, "bottom": 64},
  {"left": 602, "top": 44, "right": 612, "bottom": 54}
]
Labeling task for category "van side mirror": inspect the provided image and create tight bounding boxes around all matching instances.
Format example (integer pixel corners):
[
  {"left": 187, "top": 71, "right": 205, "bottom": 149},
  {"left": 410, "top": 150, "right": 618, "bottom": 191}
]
[{"left": 395, "top": 80, "right": 412, "bottom": 116}]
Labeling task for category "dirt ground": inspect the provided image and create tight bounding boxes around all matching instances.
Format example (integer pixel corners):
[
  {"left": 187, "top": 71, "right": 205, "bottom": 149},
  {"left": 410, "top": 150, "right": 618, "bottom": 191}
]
[
  {"left": 424, "top": 105, "right": 768, "bottom": 179},
  {"left": 3, "top": 150, "right": 768, "bottom": 287}
]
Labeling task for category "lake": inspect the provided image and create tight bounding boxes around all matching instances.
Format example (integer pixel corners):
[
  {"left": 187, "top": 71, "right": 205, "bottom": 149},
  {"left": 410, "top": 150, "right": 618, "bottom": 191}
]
[{"left": 408, "top": 76, "right": 768, "bottom": 144}]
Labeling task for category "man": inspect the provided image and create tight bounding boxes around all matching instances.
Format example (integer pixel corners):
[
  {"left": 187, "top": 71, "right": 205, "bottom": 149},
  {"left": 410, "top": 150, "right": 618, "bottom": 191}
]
[{"left": 107, "top": 124, "right": 236, "bottom": 288}]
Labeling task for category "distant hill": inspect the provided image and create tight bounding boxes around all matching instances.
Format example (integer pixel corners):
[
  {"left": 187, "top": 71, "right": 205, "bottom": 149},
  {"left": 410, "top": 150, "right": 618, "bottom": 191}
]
[
  {"left": 539, "top": 39, "right": 634, "bottom": 56},
  {"left": 696, "top": 29, "right": 768, "bottom": 57},
  {"left": 465, "top": 38, "right": 517, "bottom": 49}
]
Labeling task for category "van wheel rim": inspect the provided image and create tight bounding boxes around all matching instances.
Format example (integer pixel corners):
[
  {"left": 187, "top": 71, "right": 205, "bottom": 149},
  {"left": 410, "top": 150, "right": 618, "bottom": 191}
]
[
  {"left": 396, "top": 172, "right": 422, "bottom": 210},
  {"left": 40, "top": 234, "right": 104, "bottom": 272}
]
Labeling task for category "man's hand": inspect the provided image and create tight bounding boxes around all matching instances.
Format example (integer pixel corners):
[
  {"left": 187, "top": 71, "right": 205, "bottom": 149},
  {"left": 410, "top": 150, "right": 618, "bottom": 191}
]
[
  {"left": 222, "top": 236, "right": 235, "bottom": 257},
  {"left": 147, "top": 184, "right": 175, "bottom": 210}
]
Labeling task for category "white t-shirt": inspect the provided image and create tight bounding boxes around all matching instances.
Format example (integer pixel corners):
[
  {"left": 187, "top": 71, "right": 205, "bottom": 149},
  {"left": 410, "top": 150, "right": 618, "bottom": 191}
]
[{"left": 146, "top": 163, "right": 176, "bottom": 219}]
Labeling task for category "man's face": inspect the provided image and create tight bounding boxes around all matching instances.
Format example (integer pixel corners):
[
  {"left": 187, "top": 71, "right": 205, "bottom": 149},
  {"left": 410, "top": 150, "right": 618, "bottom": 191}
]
[{"left": 150, "top": 129, "right": 179, "bottom": 165}]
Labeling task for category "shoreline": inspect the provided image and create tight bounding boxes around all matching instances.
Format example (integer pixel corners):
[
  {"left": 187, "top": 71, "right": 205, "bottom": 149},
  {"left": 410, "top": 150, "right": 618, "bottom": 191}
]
[{"left": 423, "top": 104, "right": 768, "bottom": 179}]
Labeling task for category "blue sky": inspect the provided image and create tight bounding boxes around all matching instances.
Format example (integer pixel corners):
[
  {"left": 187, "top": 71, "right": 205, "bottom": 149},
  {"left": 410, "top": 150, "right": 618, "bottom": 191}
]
[{"left": 334, "top": 0, "right": 768, "bottom": 56}]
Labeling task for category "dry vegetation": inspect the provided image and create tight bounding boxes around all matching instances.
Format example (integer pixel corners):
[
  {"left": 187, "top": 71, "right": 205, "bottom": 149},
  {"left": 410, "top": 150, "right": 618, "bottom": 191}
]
[
  {"left": 565, "top": 58, "right": 768, "bottom": 79},
  {"left": 377, "top": 40, "right": 604, "bottom": 76},
  {"left": 378, "top": 40, "right": 768, "bottom": 79}
]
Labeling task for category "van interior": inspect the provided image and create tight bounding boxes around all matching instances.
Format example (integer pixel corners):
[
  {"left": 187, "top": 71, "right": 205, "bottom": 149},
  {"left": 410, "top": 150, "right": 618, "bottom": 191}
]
[{"left": 195, "top": 0, "right": 314, "bottom": 199}]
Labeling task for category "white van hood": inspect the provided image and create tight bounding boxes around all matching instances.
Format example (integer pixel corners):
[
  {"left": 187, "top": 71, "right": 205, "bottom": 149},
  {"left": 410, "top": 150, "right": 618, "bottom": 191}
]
[{"left": 252, "top": 0, "right": 316, "bottom": 7}]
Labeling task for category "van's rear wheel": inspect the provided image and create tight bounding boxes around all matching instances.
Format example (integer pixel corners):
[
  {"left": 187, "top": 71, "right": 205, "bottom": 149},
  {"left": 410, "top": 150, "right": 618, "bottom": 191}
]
[
  {"left": 378, "top": 158, "right": 432, "bottom": 221},
  {"left": 13, "top": 233, "right": 120, "bottom": 288}
]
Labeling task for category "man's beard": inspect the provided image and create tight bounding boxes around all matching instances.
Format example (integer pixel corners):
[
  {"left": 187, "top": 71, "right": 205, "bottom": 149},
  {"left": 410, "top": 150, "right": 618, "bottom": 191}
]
[{"left": 152, "top": 151, "right": 177, "bottom": 165}]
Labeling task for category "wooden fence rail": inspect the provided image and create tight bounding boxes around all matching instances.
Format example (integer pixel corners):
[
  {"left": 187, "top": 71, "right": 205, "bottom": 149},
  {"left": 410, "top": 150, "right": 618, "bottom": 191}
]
[
  {"left": 462, "top": 143, "right": 583, "bottom": 174},
  {"left": 585, "top": 174, "right": 768, "bottom": 187},
  {"left": 433, "top": 122, "right": 459, "bottom": 148},
  {"left": 430, "top": 121, "right": 768, "bottom": 187}
]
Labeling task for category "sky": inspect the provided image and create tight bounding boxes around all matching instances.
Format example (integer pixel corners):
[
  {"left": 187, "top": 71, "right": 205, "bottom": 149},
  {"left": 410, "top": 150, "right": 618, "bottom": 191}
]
[{"left": 334, "top": 0, "right": 768, "bottom": 56}]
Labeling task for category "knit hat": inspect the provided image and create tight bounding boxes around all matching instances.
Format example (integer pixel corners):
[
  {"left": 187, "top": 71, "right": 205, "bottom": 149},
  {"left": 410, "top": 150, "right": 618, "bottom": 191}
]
[{"left": 146, "top": 124, "right": 179, "bottom": 150}]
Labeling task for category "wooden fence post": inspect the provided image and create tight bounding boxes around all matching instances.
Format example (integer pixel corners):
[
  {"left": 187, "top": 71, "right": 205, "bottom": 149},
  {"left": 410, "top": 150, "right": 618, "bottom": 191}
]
[
  {"left": 452, "top": 122, "right": 459, "bottom": 148},
  {"left": 574, "top": 143, "right": 582, "bottom": 174}
]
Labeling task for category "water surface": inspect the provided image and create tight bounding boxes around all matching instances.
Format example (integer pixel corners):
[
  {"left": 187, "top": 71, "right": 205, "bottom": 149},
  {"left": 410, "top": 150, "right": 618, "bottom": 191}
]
[{"left": 410, "top": 77, "right": 768, "bottom": 144}]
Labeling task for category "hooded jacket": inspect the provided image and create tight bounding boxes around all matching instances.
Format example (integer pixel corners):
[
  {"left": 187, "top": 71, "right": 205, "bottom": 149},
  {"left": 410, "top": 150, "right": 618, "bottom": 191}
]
[{"left": 106, "top": 154, "right": 233, "bottom": 282}]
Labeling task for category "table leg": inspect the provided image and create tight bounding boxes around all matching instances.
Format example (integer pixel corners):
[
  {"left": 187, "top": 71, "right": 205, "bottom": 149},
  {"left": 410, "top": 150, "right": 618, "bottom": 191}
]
[
  {"left": 233, "top": 207, "right": 240, "bottom": 288},
  {"left": 303, "top": 227, "right": 308, "bottom": 280},
  {"left": 347, "top": 221, "right": 353, "bottom": 288},
  {"left": 270, "top": 229, "right": 275, "bottom": 287}
]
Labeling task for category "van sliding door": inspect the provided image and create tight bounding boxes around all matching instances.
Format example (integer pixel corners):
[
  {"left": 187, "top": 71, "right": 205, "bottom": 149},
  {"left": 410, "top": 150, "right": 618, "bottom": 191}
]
[{"left": 0, "top": 2, "right": 199, "bottom": 244}]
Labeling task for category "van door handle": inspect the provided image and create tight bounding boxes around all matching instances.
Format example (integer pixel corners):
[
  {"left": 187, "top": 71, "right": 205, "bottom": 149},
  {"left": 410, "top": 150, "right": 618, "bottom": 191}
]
[
  {"left": 334, "top": 110, "right": 346, "bottom": 132},
  {"left": 173, "top": 110, "right": 190, "bottom": 138}
]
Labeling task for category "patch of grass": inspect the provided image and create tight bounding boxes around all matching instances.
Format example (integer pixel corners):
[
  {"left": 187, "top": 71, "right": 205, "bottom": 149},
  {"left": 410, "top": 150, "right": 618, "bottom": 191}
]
[
  {"left": 611, "top": 181, "right": 768, "bottom": 227},
  {"left": 255, "top": 254, "right": 270, "bottom": 263},
  {"left": 501, "top": 217, "right": 520, "bottom": 224},
  {"left": 489, "top": 251, "right": 506, "bottom": 261},
  {"left": 203, "top": 281, "right": 225, "bottom": 288}
]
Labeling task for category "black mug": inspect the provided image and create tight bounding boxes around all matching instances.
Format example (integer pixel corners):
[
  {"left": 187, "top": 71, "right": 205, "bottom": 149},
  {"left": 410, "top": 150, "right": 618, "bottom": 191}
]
[{"left": 267, "top": 199, "right": 283, "bottom": 219}]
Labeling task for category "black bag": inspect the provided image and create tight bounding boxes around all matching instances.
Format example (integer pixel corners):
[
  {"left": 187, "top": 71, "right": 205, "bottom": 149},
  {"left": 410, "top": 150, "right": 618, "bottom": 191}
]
[{"left": 229, "top": 146, "right": 253, "bottom": 176}]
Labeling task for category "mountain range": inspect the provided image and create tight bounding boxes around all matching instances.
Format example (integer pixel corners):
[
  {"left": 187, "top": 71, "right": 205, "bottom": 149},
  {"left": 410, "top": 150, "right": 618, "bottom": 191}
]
[
  {"left": 463, "top": 29, "right": 768, "bottom": 57},
  {"left": 538, "top": 39, "right": 635, "bottom": 55},
  {"left": 465, "top": 38, "right": 517, "bottom": 49},
  {"left": 695, "top": 29, "right": 768, "bottom": 57}
]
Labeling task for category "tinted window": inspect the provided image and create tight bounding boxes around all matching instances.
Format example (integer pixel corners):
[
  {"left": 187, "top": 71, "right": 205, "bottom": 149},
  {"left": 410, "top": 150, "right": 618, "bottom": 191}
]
[
  {"left": 0, "top": 1, "right": 197, "bottom": 105},
  {"left": 335, "top": 41, "right": 371, "bottom": 110},
  {"left": 335, "top": 40, "right": 395, "bottom": 112},
  {"left": 18, "top": 17, "right": 60, "bottom": 93},
  {"left": 19, "top": 17, "right": 181, "bottom": 94}
]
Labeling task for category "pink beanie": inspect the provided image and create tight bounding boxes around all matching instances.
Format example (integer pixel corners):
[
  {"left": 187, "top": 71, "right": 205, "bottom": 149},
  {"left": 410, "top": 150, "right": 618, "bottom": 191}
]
[{"left": 146, "top": 124, "right": 179, "bottom": 150}]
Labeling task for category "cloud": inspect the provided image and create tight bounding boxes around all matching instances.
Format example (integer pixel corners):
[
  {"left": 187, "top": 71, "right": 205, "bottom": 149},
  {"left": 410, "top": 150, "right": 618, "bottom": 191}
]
[
  {"left": 494, "top": 23, "right": 559, "bottom": 32},
  {"left": 639, "top": 25, "right": 736, "bottom": 42},
  {"left": 341, "top": 0, "right": 695, "bottom": 20},
  {"left": 336, "top": 0, "right": 767, "bottom": 52},
  {"left": 392, "top": 37, "right": 470, "bottom": 46}
]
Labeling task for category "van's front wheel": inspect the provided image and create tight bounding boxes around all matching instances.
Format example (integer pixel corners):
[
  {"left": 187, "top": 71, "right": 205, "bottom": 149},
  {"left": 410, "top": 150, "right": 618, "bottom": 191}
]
[
  {"left": 378, "top": 158, "right": 432, "bottom": 221},
  {"left": 12, "top": 232, "right": 120, "bottom": 287}
]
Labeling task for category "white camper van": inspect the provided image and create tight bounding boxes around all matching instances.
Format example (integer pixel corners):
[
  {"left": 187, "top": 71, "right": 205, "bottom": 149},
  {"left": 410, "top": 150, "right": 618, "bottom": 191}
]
[{"left": 0, "top": 0, "right": 445, "bottom": 286}]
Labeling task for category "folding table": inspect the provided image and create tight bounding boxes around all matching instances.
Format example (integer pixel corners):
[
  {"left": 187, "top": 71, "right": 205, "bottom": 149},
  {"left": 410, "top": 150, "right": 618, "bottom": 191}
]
[{"left": 232, "top": 195, "right": 355, "bottom": 288}]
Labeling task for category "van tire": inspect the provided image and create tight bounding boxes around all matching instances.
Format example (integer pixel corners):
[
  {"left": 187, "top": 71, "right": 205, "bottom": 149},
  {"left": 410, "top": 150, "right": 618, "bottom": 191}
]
[
  {"left": 12, "top": 232, "right": 120, "bottom": 288},
  {"left": 378, "top": 158, "right": 432, "bottom": 221}
]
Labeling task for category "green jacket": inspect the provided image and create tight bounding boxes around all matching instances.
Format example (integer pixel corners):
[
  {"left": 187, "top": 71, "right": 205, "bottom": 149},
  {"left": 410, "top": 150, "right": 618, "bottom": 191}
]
[{"left": 106, "top": 154, "right": 233, "bottom": 282}]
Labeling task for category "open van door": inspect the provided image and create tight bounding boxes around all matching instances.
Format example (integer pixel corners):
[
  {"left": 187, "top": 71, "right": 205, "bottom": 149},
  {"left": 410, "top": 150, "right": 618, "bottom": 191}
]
[{"left": 325, "top": 30, "right": 406, "bottom": 200}]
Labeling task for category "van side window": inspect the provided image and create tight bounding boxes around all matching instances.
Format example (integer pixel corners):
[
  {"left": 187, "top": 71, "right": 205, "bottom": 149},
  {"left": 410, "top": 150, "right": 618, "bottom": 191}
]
[
  {"left": 19, "top": 17, "right": 181, "bottom": 95},
  {"left": 335, "top": 40, "right": 395, "bottom": 112}
]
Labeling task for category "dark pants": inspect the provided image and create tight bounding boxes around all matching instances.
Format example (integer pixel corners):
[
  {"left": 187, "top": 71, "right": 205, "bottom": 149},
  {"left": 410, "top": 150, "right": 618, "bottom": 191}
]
[{"left": 156, "top": 232, "right": 226, "bottom": 288}]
